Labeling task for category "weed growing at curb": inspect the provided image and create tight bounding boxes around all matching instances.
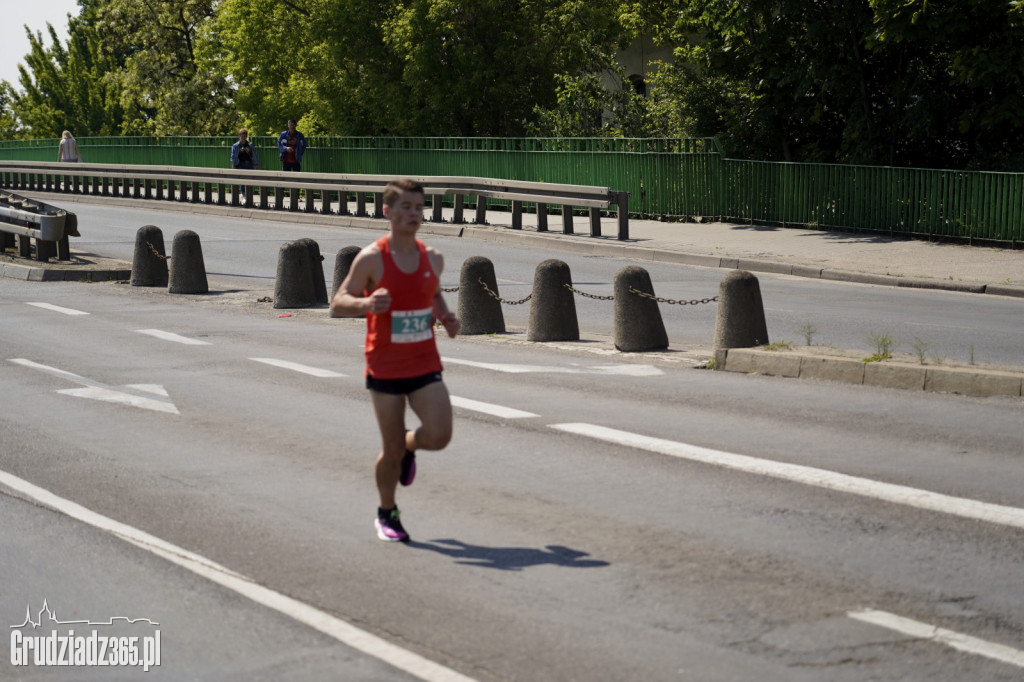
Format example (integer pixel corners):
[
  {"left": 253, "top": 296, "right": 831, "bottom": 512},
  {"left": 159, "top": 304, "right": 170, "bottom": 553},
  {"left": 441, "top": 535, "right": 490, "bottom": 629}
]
[
  {"left": 910, "top": 335, "right": 930, "bottom": 365},
  {"left": 799, "top": 323, "right": 818, "bottom": 346},
  {"left": 864, "top": 331, "right": 895, "bottom": 362},
  {"left": 763, "top": 341, "right": 791, "bottom": 351}
]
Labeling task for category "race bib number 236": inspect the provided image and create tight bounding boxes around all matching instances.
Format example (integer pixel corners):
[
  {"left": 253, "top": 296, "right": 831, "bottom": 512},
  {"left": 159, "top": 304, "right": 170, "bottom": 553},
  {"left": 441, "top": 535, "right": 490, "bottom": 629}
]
[{"left": 391, "top": 308, "right": 433, "bottom": 344}]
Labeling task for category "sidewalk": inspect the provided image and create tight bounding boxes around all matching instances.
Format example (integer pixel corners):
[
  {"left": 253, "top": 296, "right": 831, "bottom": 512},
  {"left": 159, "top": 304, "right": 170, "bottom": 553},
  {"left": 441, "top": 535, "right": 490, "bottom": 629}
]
[
  {"left": 4, "top": 192, "right": 1023, "bottom": 398},
  {"left": 475, "top": 209, "right": 1024, "bottom": 298}
]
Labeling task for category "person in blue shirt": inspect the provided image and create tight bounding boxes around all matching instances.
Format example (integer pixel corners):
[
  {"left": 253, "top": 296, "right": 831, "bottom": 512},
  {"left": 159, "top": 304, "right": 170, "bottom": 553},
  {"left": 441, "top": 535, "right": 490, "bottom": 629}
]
[
  {"left": 230, "top": 128, "right": 259, "bottom": 205},
  {"left": 277, "top": 119, "right": 306, "bottom": 171},
  {"left": 230, "top": 129, "right": 259, "bottom": 169}
]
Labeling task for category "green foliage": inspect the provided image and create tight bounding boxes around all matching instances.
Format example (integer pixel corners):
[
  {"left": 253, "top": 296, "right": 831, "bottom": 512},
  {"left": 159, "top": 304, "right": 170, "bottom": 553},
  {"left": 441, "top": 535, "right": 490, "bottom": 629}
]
[
  {"left": 864, "top": 331, "right": 896, "bottom": 362},
  {"left": 799, "top": 323, "right": 819, "bottom": 346},
  {"left": 210, "top": 0, "right": 627, "bottom": 137},
  {"left": 6, "top": 1, "right": 128, "bottom": 139},
  {"left": 0, "top": 83, "right": 20, "bottom": 138},
  {"left": 4, "top": 0, "right": 1024, "bottom": 170},
  {"left": 626, "top": 0, "right": 1024, "bottom": 169},
  {"left": 96, "top": 0, "right": 235, "bottom": 135}
]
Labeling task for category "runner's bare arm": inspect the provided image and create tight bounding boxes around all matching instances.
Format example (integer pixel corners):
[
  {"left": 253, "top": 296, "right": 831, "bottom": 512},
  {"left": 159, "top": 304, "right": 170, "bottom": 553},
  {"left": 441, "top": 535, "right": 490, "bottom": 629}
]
[
  {"left": 427, "top": 249, "right": 460, "bottom": 338},
  {"left": 329, "top": 247, "right": 390, "bottom": 317}
]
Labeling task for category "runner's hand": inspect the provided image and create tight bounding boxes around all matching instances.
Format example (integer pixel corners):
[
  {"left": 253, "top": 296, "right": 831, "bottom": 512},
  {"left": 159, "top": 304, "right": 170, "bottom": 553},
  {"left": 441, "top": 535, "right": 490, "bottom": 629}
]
[
  {"left": 367, "top": 288, "right": 391, "bottom": 314},
  {"left": 439, "top": 313, "right": 460, "bottom": 338}
]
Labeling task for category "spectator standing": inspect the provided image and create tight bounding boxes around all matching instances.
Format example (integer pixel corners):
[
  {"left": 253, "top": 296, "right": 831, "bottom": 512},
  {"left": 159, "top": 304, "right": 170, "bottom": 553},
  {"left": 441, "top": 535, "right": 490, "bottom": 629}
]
[
  {"left": 277, "top": 119, "right": 306, "bottom": 171},
  {"left": 231, "top": 129, "right": 259, "bottom": 169},
  {"left": 58, "top": 131, "right": 81, "bottom": 162}
]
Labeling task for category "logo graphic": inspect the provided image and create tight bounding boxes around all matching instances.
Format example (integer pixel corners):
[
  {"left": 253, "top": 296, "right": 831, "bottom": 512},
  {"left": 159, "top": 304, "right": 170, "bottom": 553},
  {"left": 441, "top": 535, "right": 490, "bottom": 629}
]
[{"left": 10, "top": 600, "right": 161, "bottom": 671}]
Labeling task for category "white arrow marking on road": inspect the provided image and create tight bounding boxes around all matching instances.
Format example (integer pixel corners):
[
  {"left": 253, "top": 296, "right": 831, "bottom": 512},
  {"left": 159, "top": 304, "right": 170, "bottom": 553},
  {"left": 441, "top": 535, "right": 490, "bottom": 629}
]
[
  {"left": 250, "top": 358, "right": 346, "bottom": 378},
  {"left": 550, "top": 423, "right": 1024, "bottom": 530},
  {"left": 26, "top": 302, "right": 89, "bottom": 316},
  {"left": 9, "top": 359, "right": 179, "bottom": 414},
  {"left": 443, "top": 357, "right": 664, "bottom": 377},
  {"left": 449, "top": 396, "right": 539, "bottom": 419},
  {"left": 135, "top": 329, "right": 211, "bottom": 345}
]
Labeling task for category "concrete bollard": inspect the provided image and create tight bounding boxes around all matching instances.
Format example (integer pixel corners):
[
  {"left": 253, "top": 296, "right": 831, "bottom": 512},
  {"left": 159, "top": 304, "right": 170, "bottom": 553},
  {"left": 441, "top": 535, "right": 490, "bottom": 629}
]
[
  {"left": 168, "top": 230, "right": 208, "bottom": 294},
  {"left": 457, "top": 256, "right": 505, "bottom": 335},
  {"left": 131, "top": 225, "right": 168, "bottom": 287},
  {"left": 332, "top": 246, "right": 361, "bottom": 298},
  {"left": 714, "top": 270, "right": 769, "bottom": 350},
  {"left": 527, "top": 259, "right": 579, "bottom": 342},
  {"left": 295, "top": 238, "right": 328, "bottom": 304},
  {"left": 273, "top": 240, "right": 316, "bottom": 308},
  {"left": 614, "top": 266, "right": 668, "bottom": 352}
]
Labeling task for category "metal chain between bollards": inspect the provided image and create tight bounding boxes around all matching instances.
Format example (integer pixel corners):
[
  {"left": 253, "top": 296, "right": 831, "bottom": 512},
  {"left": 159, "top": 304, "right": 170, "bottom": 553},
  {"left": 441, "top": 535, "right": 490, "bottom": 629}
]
[
  {"left": 563, "top": 283, "right": 614, "bottom": 301},
  {"left": 628, "top": 287, "right": 718, "bottom": 306},
  {"left": 477, "top": 278, "right": 532, "bottom": 305},
  {"left": 147, "top": 242, "right": 168, "bottom": 260},
  {"left": 444, "top": 279, "right": 716, "bottom": 306}
]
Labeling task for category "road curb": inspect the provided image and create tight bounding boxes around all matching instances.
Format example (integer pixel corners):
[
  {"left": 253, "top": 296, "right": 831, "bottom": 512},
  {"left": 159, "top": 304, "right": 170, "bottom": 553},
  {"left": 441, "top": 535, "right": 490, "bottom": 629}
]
[
  {"left": 0, "top": 261, "right": 131, "bottom": 282},
  {"left": 714, "top": 348, "right": 1023, "bottom": 398}
]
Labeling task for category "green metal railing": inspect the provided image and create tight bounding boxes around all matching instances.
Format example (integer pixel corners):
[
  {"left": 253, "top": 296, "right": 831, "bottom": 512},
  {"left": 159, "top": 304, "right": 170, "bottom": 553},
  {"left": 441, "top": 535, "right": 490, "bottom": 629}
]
[{"left": 0, "top": 136, "right": 1019, "bottom": 244}]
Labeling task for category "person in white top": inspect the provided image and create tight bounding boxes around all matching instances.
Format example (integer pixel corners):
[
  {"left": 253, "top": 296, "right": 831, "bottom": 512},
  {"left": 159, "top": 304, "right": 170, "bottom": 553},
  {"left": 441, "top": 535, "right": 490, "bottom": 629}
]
[{"left": 58, "top": 131, "right": 81, "bottom": 162}]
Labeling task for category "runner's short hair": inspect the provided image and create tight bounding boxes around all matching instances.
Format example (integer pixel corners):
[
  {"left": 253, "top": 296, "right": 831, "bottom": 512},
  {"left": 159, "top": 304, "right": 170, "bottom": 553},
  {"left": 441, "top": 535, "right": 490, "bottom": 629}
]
[{"left": 383, "top": 179, "right": 425, "bottom": 206}]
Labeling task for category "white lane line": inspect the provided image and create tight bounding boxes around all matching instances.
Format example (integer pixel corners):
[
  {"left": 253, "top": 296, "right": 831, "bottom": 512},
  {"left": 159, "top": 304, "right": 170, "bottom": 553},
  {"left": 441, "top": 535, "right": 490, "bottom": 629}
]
[
  {"left": 550, "top": 423, "right": 1024, "bottom": 531},
  {"left": 135, "top": 329, "right": 211, "bottom": 345},
  {"left": 443, "top": 356, "right": 663, "bottom": 376},
  {"left": 26, "top": 302, "right": 89, "bottom": 316},
  {"left": 849, "top": 609, "right": 1024, "bottom": 669},
  {"left": 250, "top": 358, "right": 346, "bottom": 378},
  {"left": 449, "top": 396, "right": 538, "bottom": 419},
  {"left": 0, "top": 469, "right": 477, "bottom": 682}
]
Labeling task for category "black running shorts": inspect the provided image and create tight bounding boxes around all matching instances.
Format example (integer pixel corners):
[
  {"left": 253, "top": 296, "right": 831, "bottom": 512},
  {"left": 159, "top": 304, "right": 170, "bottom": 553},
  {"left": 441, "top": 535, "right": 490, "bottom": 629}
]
[{"left": 365, "top": 371, "right": 443, "bottom": 395}]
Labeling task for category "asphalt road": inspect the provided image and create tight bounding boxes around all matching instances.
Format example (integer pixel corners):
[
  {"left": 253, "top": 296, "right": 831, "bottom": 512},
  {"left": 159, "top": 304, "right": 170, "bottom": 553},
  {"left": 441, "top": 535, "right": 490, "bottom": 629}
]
[
  {"left": 2, "top": 266, "right": 1023, "bottom": 680},
  {"left": 42, "top": 200, "right": 1024, "bottom": 366}
]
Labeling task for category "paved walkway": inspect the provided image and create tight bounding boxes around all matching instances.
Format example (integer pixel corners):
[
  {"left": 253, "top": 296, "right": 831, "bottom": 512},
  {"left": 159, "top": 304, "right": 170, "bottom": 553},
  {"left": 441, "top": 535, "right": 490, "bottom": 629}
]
[{"left": 476, "top": 209, "right": 1024, "bottom": 297}]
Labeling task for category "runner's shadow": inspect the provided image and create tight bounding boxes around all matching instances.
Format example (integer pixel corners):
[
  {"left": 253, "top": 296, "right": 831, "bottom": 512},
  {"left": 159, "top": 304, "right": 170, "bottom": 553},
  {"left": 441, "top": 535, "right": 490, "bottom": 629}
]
[{"left": 408, "top": 539, "right": 609, "bottom": 571}]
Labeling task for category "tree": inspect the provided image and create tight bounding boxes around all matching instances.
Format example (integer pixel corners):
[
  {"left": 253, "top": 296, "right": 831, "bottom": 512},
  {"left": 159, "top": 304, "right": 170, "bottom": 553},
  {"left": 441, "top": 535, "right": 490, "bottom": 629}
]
[
  {"left": 211, "top": 0, "right": 628, "bottom": 137},
  {"left": 204, "top": 0, "right": 335, "bottom": 135},
  {"left": 95, "top": 0, "right": 235, "bottom": 135},
  {"left": 378, "top": 0, "right": 625, "bottom": 136},
  {"left": 624, "top": 0, "right": 1024, "bottom": 169},
  {"left": 8, "top": 1, "right": 127, "bottom": 139},
  {"left": 0, "top": 83, "right": 21, "bottom": 138}
]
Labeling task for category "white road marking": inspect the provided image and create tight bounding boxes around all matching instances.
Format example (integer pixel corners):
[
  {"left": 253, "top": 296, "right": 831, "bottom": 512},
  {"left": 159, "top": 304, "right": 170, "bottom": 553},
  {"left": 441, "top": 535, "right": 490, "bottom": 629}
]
[
  {"left": 443, "top": 357, "right": 663, "bottom": 377},
  {"left": 550, "top": 423, "right": 1024, "bottom": 531},
  {"left": 135, "top": 329, "right": 211, "bottom": 345},
  {"left": 26, "top": 302, "right": 89, "bottom": 316},
  {"left": 449, "top": 396, "right": 539, "bottom": 419},
  {"left": 56, "top": 387, "right": 179, "bottom": 414},
  {"left": 0, "top": 470, "right": 477, "bottom": 682},
  {"left": 10, "top": 359, "right": 179, "bottom": 414},
  {"left": 849, "top": 609, "right": 1024, "bottom": 669},
  {"left": 250, "top": 358, "right": 346, "bottom": 378}
]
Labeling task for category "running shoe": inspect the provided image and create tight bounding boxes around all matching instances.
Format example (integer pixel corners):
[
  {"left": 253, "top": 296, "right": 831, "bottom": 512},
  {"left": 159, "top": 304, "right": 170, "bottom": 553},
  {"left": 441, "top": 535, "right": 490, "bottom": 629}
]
[
  {"left": 399, "top": 450, "right": 417, "bottom": 487},
  {"left": 375, "top": 508, "right": 410, "bottom": 542}
]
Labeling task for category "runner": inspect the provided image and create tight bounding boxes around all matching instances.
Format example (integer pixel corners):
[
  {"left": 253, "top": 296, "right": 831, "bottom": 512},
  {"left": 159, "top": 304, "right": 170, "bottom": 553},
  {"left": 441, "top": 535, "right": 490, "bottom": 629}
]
[{"left": 330, "top": 179, "right": 460, "bottom": 542}]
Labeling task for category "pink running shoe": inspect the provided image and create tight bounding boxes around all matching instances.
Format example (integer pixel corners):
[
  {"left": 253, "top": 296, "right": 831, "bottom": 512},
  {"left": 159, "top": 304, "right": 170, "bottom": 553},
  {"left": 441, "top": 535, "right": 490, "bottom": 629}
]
[{"left": 375, "top": 508, "right": 410, "bottom": 542}]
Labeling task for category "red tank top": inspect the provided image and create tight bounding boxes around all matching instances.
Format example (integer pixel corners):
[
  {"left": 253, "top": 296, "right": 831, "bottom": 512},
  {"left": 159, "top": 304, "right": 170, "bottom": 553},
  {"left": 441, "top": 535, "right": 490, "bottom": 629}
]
[{"left": 364, "top": 236, "right": 442, "bottom": 379}]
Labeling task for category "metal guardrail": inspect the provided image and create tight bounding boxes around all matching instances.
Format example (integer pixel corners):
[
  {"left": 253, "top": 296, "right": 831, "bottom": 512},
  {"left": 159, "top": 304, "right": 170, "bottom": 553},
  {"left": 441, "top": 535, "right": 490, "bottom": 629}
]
[
  {"left": 0, "top": 190, "right": 73, "bottom": 261},
  {"left": 0, "top": 161, "right": 631, "bottom": 240}
]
